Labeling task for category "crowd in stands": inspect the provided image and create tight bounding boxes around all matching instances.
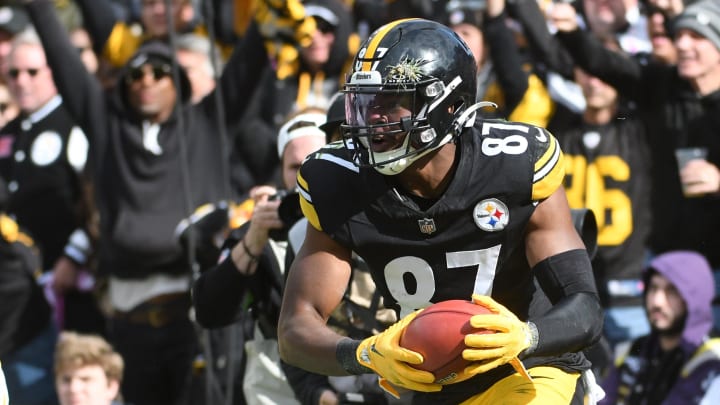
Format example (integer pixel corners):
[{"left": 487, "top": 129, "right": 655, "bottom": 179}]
[{"left": 0, "top": 0, "right": 719, "bottom": 404}]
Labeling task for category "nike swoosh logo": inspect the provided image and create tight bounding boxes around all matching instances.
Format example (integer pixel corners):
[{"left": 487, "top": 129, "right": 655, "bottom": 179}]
[{"left": 370, "top": 344, "right": 385, "bottom": 358}]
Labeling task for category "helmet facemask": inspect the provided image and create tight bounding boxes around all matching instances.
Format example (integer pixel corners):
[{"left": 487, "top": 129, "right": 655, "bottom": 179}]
[
  {"left": 342, "top": 72, "right": 466, "bottom": 175},
  {"left": 341, "top": 19, "right": 479, "bottom": 175}
]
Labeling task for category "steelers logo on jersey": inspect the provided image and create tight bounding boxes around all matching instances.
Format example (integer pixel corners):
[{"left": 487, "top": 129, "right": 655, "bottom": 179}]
[{"left": 473, "top": 198, "right": 509, "bottom": 232}]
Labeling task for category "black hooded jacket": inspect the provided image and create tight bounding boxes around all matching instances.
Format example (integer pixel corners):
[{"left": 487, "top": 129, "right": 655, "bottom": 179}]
[{"left": 26, "top": 0, "right": 267, "bottom": 279}]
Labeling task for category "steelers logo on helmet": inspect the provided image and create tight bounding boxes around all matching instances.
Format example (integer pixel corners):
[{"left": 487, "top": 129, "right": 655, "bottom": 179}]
[
  {"left": 473, "top": 198, "right": 509, "bottom": 232},
  {"left": 341, "top": 18, "right": 480, "bottom": 175}
]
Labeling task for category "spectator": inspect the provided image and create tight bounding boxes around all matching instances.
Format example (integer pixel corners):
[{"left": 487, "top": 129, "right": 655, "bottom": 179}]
[
  {"left": 75, "top": 0, "right": 200, "bottom": 68},
  {"left": 644, "top": 0, "right": 682, "bottom": 65},
  {"left": 23, "top": 0, "right": 273, "bottom": 403},
  {"left": 581, "top": 0, "right": 651, "bottom": 55},
  {"left": 0, "top": 80, "right": 19, "bottom": 128},
  {"left": 551, "top": 0, "right": 720, "bottom": 280},
  {"left": 0, "top": 28, "right": 101, "bottom": 335},
  {"left": 317, "top": 91, "right": 344, "bottom": 141},
  {"left": 174, "top": 32, "right": 261, "bottom": 197},
  {"left": 504, "top": 0, "right": 649, "bottom": 121},
  {"left": 193, "top": 108, "right": 327, "bottom": 405},
  {"left": 0, "top": 177, "right": 57, "bottom": 405},
  {"left": 599, "top": 250, "right": 720, "bottom": 404},
  {"left": 175, "top": 32, "right": 220, "bottom": 104},
  {"left": 445, "top": 0, "right": 554, "bottom": 127},
  {"left": 0, "top": 4, "right": 30, "bottom": 74},
  {"left": 54, "top": 331, "right": 124, "bottom": 405},
  {"left": 237, "top": 0, "right": 356, "bottom": 186},
  {"left": 70, "top": 26, "right": 99, "bottom": 75},
  {"left": 553, "top": 63, "right": 653, "bottom": 377},
  {"left": 562, "top": 63, "right": 653, "bottom": 331},
  {"left": 171, "top": 31, "right": 257, "bottom": 196}
]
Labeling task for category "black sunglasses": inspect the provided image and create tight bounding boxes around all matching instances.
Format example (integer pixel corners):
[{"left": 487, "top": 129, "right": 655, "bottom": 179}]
[
  {"left": 126, "top": 64, "right": 172, "bottom": 83},
  {"left": 8, "top": 67, "right": 44, "bottom": 80}
]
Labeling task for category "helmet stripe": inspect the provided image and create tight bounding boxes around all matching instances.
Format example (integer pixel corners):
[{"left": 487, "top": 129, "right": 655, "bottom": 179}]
[{"left": 360, "top": 18, "right": 417, "bottom": 72}]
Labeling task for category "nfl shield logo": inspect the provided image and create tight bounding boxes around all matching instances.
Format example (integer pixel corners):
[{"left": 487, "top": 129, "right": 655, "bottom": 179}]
[{"left": 418, "top": 218, "right": 436, "bottom": 235}]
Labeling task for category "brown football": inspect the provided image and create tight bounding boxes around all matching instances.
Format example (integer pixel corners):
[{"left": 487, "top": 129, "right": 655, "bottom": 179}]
[{"left": 399, "top": 300, "right": 493, "bottom": 384}]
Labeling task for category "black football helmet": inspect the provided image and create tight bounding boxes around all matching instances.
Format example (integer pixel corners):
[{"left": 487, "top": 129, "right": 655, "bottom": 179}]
[{"left": 341, "top": 18, "right": 479, "bottom": 175}]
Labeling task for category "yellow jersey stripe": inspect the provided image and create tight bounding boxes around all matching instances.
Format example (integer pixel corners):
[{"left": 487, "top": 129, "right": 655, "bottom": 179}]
[
  {"left": 534, "top": 130, "right": 557, "bottom": 175},
  {"left": 297, "top": 172, "right": 322, "bottom": 231},
  {"left": 532, "top": 135, "right": 565, "bottom": 200},
  {"left": 300, "top": 197, "right": 321, "bottom": 231}
]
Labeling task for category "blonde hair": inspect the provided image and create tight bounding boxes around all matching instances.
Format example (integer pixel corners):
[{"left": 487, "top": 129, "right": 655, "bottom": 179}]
[{"left": 54, "top": 331, "right": 124, "bottom": 383}]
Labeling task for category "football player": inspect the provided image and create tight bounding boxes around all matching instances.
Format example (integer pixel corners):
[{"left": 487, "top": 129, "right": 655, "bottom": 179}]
[{"left": 277, "top": 18, "right": 604, "bottom": 404}]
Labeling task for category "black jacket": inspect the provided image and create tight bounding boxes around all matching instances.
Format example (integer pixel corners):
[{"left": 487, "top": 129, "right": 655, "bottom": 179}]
[
  {"left": 26, "top": 0, "right": 267, "bottom": 278},
  {"left": 0, "top": 98, "right": 88, "bottom": 270}
]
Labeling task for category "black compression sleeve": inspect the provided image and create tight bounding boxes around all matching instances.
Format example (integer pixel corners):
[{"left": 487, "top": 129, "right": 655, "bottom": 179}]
[
  {"left": 526, "top": 292, "right": 603, "bottom": 357},
  {"left": 526, "top": 250, "right": 604, "bottom": 357}
]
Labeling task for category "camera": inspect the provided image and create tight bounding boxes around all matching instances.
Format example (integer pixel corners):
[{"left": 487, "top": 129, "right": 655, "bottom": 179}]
[{"left": 270, "top": 189, "right": 304, "bottom": 239}]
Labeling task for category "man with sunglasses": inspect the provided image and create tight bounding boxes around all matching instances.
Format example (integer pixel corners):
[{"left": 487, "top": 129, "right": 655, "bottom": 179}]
[
  {"left": 0, "top": 29, "right": 101, "bottom": 403},
  {"left": 20, "top": 0, "right": 276, "bottom": 403}
]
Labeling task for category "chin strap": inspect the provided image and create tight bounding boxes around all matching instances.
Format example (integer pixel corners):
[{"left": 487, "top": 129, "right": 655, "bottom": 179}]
[{"left": 449, "top": 100, "right": 497, "bottom": 137}]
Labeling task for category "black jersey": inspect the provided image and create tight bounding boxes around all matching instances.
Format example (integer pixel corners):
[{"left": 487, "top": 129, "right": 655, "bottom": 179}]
[
  {"left": 297, "top": 119, "right": 591, "bottom": 403},
  {"left": 556, "top": 118, "right": 652, "bottom": 305}
]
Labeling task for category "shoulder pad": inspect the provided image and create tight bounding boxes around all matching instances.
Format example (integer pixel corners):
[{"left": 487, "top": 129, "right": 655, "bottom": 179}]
[
  {"left": 296, "top": 144, "right": 362, "bottom": 232},
  {"left": 478, "top": 120, "right": 565, "bottom": 200},
  {"left": 530, "top": 127, "right": 565, "bottom": 200}
]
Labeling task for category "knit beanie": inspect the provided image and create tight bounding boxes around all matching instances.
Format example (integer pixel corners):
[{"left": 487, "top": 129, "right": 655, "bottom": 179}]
[{"left": 674, "top": 0, "right": 720, "bottom": 51}]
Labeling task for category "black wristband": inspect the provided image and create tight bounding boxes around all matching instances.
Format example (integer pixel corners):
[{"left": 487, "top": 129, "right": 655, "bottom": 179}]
[{"left": 336, "top": 338, "right": 372, "bottom": 375}]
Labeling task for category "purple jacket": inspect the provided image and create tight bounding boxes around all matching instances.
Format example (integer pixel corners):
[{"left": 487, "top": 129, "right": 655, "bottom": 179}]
[{"left": 600, "top": 251, "right": 720, "bottom": 405}]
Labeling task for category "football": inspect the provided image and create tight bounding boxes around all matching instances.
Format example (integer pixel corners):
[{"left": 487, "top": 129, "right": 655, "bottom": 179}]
[{"left": 399, "top": 300, "right": 493, "bottom": 384}]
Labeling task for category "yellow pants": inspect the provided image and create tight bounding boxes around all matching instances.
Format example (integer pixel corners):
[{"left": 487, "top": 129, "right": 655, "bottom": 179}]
[{"left": 460, "top": 366, "right": 580, "bottom": 405}]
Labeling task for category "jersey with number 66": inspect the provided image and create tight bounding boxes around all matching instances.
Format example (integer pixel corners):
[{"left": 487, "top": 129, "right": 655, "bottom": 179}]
[{"left": 296, "top": 119, "right": 591, "bottom": 400}]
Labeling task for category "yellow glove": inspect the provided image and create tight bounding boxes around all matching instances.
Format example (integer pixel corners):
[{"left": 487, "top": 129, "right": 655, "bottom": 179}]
[
  {"left": 254, "top": 0, "right": 316, "bottom": 80},
  {"left": 356, "top": 310, "right": 441, "bottom": 398},
  {"left": 462, "top": 295, "right": 533, "bottom": 380}
]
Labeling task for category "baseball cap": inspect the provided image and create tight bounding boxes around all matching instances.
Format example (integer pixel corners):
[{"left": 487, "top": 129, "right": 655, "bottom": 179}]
[
  {"left": 277, "top": 112, "right": 327, "bottom": 158},
  {"left": 0, "top": 6, "right": 29, "bottom": 36},
  {"left": 319, "top": 92, "right": 345, "bottom": 141},
  {"left": 304, "top": 2, "right": 340, "bottom": 27},
  {"left": 444, "top": 0, "right": 486, "bottom": 28}
]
